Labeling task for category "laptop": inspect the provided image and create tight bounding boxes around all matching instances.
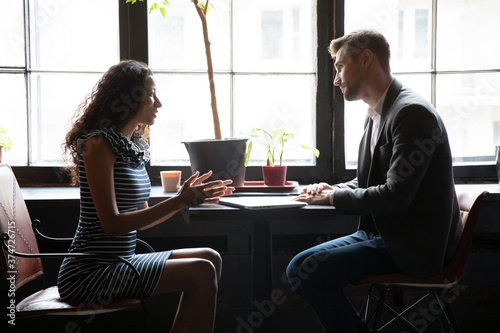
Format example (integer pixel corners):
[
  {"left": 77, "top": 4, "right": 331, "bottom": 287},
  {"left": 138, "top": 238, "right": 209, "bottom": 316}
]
[{"left": 218, "top": 196, "right": 307, "bottom": 210}]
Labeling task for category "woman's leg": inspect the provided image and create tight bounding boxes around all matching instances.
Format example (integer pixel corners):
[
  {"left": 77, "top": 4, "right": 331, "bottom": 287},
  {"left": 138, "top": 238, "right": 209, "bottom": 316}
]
[
  {"left": 169, "top": 247, "right": 222, "bottom": 281},
  {"left": 152, "top": 248, "right": 222, "bottom": 333}
]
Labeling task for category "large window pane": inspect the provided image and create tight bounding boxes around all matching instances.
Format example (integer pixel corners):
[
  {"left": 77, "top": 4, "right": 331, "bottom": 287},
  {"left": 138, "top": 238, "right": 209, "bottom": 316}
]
[
  {"left": 345, "top": 0, "right": 432, "bottom": 73},
  {"left": 148, "top": 0, "right": 231, "bottom": 71},
  {"left": 0, "top": 74, "right": 28, "bottom": 165},
  {"left": 344, "top": 0, "right": 434, "bottom": 169},
  {"left": 436, "top": 0, "right": 500, "bottom": 71},
  {"left": 149, "top": 73, "right": 231, "bottom": 165},
  {"left": 233, "top": 0, "right": 315, "bottom": 73},
  {"left": 0, "top": 1, "right": 24, "bottom": 66},
  {"left": 148, "top": 0, "right": 318, "bottom": 166},
  {"left": 30, "top": 0, "right": 119, "bottom": 71},
  {"left": 436, "top": 72, "right": 500, "bottom": 164},
  {"left": 233, "top": 74, "right": 316, "bottom": 165},
  {"left": 30, "top": 73, "right": 103, "bottom": 165}
]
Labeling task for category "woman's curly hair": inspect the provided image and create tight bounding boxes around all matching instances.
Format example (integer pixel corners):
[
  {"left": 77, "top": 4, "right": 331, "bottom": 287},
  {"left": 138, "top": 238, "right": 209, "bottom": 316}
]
[{"left": 63, "top": 60, "right": 153, "bottom": 184}]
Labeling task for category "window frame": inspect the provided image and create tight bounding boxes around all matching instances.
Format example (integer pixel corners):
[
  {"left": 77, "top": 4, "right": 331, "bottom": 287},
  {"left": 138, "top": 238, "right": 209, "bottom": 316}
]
[
  {"left": 140, "top": 0, "right": 334, "bottom": 185},
  {"left": 332, "top": 0, "right": 498, "bottom": 183},
  {"left": 10, "top": 0, "right": 497, "bottom": 186}
]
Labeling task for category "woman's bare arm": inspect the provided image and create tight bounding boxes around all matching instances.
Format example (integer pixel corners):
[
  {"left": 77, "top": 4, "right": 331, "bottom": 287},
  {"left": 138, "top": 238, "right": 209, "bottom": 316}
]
[{"left": 83, "top": 137, "right": 233, "bottom": 237}]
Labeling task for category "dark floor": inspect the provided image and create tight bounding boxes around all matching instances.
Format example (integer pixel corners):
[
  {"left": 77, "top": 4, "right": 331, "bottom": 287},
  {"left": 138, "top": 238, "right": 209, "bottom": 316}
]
[{"left": 5, "top": 294, "right": 499, "bottom": 333}]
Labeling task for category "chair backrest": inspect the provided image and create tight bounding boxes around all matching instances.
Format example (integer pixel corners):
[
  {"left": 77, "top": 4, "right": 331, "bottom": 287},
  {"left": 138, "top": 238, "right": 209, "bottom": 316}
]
[
  {"left": 0, "top": 164, "right": 43, "bottom": 290},
  {"left": 443, "top": 189, "right": 488, "bottom": 282}
]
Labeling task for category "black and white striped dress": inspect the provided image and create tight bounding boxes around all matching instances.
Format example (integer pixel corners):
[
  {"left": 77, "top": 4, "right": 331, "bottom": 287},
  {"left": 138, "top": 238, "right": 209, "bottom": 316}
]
[{"left": 57, "top": 128, "right": 171, "bottom": 302}]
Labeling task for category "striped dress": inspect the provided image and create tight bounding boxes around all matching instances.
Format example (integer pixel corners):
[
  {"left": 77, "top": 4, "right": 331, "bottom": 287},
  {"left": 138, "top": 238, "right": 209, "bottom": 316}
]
[{"left": 57, "top": 128, "right": 171, "bottom": 302}]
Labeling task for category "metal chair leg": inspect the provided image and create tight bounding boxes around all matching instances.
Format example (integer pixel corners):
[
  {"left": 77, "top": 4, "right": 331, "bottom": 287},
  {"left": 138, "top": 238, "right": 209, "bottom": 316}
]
[{"left": 371, "top": 285, "right": 387, "bottom": 333}]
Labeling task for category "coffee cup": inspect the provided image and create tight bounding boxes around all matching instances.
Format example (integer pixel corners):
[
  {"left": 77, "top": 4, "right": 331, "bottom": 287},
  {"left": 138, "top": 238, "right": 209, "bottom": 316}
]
[{"left": 160, "top": 170, "right": 182, "bottom": 192}]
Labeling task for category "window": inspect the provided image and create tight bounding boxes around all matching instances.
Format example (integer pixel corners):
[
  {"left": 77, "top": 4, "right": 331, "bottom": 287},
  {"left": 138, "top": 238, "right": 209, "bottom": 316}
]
[
  {"left": 147, "top": 0, "right": 317, "bottom": 167},
  {"left": 5, "top": 0, "right": 497, "bottom": 183},
  {"left": 343, "top": 0, "right": 500, "bottom": 170},
  {"left": 0, "top": 1, "right": 27, "bottom": 165},
  {"left": 1, "top": 0, "right": 119, "bottom": 166}
]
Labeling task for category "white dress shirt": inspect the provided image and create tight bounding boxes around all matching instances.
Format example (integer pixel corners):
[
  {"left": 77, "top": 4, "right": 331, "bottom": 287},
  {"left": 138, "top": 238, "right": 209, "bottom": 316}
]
[
  {"left": 368, "top": 82, "right": 391, "bottom": 156},
  {"left": 329, "top": 80, "right": 393, "bottom": 206}
]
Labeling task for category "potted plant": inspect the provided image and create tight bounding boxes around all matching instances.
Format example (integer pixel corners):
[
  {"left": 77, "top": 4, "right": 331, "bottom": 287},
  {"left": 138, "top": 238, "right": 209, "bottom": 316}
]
[
  {"left": 126, "top": 0, "right": 248, "bottom": 186},
  {"left": 243, "top": 128, "right": 319, "bottom": 186},
  {"left": 0, "top": 127, "right": 12, "bottom": 164}
]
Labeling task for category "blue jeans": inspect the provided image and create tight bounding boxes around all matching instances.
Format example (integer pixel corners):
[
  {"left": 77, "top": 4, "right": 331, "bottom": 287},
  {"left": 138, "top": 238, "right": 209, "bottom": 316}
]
[{"left": 286, "top": 230, "right": 401, "bottom": 333}]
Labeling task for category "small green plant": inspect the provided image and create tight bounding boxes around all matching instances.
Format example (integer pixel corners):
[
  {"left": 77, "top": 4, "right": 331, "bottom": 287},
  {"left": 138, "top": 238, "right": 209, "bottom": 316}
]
[
  {"left": 243, "top": 128, "right": 319, "bottom": 167},
  {"left": 0, "top": 127, "right": 12, "bottom": 151}
]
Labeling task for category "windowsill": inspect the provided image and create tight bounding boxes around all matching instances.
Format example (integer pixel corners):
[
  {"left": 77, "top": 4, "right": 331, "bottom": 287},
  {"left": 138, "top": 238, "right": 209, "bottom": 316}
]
[
  {"left": 20, "top": 184, "right": 500, "bottom": 202},
  {"left": 20, "top": 186, "right": 175, "bottom": 202}
]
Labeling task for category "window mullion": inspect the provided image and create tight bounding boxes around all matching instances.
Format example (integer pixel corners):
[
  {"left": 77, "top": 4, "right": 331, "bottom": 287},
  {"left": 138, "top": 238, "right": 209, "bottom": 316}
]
[
  {"left": 24, "top": 0, "right": 32, "bottom": 165},
  {"left": 119, "top": 0, "right": 148, "bottom": 63},
  {"left": 332, "top": 0, "right": 349, "bottom": 181},
  {"left": 229, "top": 0, "right": 234, "bottom": 137},
  {"left": 430, "top": 0, "right": 437, "bottom": 107}
]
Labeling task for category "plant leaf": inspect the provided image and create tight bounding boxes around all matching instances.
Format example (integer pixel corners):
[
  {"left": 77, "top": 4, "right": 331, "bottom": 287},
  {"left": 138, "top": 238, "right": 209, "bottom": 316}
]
[
  {"left": 301, "top": 144, "right": 320, "bottom": 158},
  {"left": 0, "top": 127, "right": 12, "bottom": 151},
  {"left": 159, "top": 6, "right": 167, "bottom": 18},
  {"left": 149, "top": 3, "right": 158, "bottom": 14},
  {"left": 197, "top": 2, "right": 214, "bottom": 14},
  {"left": 245, "top": 141, "right": 253, "bottom": 167}
]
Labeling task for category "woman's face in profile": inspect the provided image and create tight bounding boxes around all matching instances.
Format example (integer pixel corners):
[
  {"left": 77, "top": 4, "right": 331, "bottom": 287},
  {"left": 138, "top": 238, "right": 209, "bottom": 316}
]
[{"left": 134, "top": 75, "right": 162, "bottom": 126}]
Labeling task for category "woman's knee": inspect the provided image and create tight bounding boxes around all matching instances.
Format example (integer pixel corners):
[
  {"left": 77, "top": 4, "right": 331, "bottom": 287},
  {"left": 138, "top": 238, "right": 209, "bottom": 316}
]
[
  {"left": 205, "top": 248, "right": 222, "bottom": 267},
  {"left": 159, "top": 259, "right": 218, "bottom": 296},
  {"left": 154, "top": 258, "right": 218, "bottom": 296},
  {"left": 190, "top": 259, "right": 218, "bottom": 288},
  {"left": 190, "top": 247, "right": 220, "bottom": 267},
  {"left": 198, "top": 247, "right": 222, "bottom": 279}
]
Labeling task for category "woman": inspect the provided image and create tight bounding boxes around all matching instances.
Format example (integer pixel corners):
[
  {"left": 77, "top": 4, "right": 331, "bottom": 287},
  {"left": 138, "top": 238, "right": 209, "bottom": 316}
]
[{"left": 58, "top": 60, "right": 233, "bottom": 332}]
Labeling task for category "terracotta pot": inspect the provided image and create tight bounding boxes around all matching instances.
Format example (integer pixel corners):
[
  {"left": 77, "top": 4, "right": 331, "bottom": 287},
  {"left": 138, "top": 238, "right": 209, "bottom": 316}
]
[
  {"left": 262, "top": 165, "right": 287, "bottom": 186},
  {"left": 184, "top": 138, "right": 249, "bottom": 187}
]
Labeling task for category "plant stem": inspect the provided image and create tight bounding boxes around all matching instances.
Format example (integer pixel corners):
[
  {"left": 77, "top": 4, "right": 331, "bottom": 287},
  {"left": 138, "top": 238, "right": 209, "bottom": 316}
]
[
  {"left": 192, "top": 0, "right": 222, "bottom": 140},
  {"left": 204, "top": 0, "right": 210, "bottom": 15}
]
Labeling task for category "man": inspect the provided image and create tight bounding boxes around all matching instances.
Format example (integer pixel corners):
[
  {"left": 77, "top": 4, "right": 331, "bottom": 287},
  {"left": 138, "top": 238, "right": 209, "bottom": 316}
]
[{"left": 287, "top": 30, "right": 462, "bottom": 332}]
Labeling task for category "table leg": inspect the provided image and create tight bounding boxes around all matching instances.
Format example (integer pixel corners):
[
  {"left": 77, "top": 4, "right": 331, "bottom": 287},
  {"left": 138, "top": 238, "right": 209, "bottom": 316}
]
[{"left": 252, "top": 219, "right": 272, "bottom": 333}]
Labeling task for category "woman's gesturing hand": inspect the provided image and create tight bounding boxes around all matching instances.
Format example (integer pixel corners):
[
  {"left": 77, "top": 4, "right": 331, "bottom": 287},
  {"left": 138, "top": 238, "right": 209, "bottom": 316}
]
[{"left": 177, "top": 171, "right": 234, "bottom": 207}]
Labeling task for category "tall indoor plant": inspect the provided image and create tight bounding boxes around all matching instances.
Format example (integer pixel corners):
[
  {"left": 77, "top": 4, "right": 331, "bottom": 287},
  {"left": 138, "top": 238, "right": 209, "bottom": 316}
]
[{"left": 126, "top": 0, "right": 248, "bottom": 186}]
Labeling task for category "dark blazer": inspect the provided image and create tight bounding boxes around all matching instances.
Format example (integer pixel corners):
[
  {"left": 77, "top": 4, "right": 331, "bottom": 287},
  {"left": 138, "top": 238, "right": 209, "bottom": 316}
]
[{"left": 333, "top": 78, "right": 462, "bottom": 277}]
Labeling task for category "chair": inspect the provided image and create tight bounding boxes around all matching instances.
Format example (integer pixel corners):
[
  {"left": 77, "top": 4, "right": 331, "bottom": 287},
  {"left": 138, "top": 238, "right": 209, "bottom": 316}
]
[
  {"left": 357, "top": 189, "right": 488, "bottom": 333},
  {"left": 0, "top": 164, "right": 157, "bottom": 332}
]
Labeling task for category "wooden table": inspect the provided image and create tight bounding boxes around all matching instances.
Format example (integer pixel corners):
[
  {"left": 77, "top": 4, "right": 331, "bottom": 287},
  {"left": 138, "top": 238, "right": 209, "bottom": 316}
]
[
  {"left": 21, "top": 184, "right": 499, "bottom": 333},
  {"left": 22, "top": 186, "right": 337, "bottom": 333}
]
